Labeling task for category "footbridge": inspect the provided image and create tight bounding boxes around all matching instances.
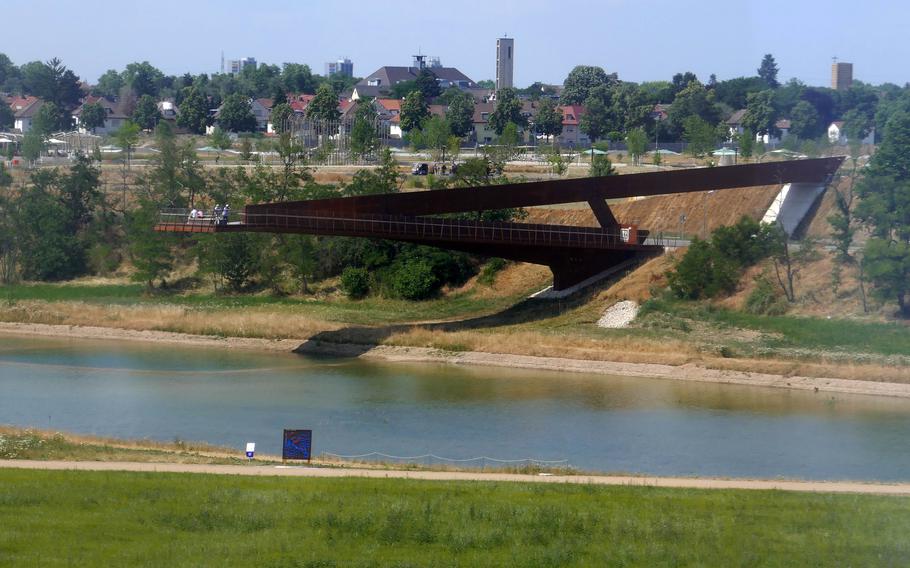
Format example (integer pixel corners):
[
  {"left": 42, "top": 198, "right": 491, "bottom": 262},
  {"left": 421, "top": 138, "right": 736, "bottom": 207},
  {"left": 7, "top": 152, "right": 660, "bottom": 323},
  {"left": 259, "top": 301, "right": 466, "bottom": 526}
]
[{"left": 155, "top": 157, "right": 843, "bottom": 290}]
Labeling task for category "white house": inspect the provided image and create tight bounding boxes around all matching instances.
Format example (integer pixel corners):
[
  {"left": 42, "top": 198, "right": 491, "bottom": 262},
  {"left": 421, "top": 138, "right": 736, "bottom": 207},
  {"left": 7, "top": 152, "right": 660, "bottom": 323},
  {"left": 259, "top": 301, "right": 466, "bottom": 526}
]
[
  {"left": 757, "top": 119, "right": 792, "bottom": 146},
  {"left": 12, "top": 97, "right": 42, "bottom": 133},
  {"left": 828, "top": 121, "right": 875, "bottom": 146}
]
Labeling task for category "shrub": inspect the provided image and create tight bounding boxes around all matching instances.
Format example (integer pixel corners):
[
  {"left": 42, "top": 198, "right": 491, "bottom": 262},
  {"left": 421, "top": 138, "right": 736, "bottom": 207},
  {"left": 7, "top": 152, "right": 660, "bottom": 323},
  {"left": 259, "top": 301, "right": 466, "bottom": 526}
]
[
  {"left": 477, "top": 258, "right": 507, "bottom": 286},
  {"left": 391, "top": 259, "right": 438, "bottom": 300},
  {"left": 667, "top": 239, "right": 739, "bottom": 300},
  {"left": 340, "top": 266, "right": 370, "bottom": 299},
  {"left": 745, "top": 275, "right": 789, "bottom": 316}
]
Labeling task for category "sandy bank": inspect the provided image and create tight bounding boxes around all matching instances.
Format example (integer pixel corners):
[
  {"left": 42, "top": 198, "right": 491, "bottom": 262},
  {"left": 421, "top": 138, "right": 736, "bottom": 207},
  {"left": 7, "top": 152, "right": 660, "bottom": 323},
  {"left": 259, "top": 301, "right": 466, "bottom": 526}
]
[{"left": 2, "top": 321, "right": 910, "bottom": 400}]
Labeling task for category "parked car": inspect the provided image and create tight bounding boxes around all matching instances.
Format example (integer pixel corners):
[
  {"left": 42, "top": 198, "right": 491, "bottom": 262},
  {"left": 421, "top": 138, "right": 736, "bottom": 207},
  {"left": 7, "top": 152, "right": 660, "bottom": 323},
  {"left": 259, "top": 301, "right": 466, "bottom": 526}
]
[{"left": 411, "top": 162, "right": 429, "bottom": 175}]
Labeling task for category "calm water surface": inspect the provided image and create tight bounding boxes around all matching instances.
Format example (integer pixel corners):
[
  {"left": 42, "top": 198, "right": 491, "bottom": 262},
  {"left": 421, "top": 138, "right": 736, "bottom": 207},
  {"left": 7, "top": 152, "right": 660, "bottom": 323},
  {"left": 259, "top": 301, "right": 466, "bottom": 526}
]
[{"left": 1, "top": 335, "right": 910, "bottom": 481}]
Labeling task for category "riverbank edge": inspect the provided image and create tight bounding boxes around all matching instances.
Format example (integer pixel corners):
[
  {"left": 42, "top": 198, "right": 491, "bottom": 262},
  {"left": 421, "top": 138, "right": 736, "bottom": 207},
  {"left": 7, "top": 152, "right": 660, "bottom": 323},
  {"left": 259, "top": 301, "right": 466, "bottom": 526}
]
[
  {"left": 3, "top": 459, "right": 910, "bottom": 496},
  {"left": 2, "top": 321, "right": 909, "bottom": 399}
]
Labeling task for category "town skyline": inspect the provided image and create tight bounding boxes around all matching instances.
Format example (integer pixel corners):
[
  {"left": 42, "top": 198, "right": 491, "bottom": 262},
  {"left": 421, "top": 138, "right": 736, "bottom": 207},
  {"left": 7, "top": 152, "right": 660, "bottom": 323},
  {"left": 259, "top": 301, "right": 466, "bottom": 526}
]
[{"left": 3, "top": 0, "right": 905, "bottom": 87}]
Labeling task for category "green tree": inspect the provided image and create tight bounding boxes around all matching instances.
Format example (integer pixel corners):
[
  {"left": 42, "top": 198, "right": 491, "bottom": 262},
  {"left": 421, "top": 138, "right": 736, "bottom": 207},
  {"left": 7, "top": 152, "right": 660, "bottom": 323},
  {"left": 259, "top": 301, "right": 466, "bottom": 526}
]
[
  {"left": 855, "top": 111, "right": 910, "bottom": 316},
  {"left": 176, "top": 87, "right": 212, "bottom": 134},
  {"left": 411, "top": 116, "right": 459, "bottom": 162},
  {"left": 20, "top": 132, "right": 45, "bottom": 166},
  {"left": 561, "top": 65, "right": 614, "bottom": 105},
  {"left": 21, "top": 58, "right": 82, "bottom": 111},
  {"left": 534, "top": 98, "right": 563, "bottom": 141},
  {"left": 208, "top": 127, "right": 232, "bottom": 163},
  {"left": 127, "top": 201, "right": 173, "bottom": 289},
  {"left": 350, "top": 102, "right": 379, "bottom": 159},
  {"left": 342, "top": 148, "right": 401, "bottom": 196},
  {"left": 132, "top": 95, "right": 161, "bottom": 131},
  {"left": 400, "top": 90, "right": 430, "bottom": 133},
  {"left": 683, "top": 116, "right": 718, "bottom": 158},
  {"left": 306, "top": 83, "right": 340, "bottom": 122},
  {"left": 0, "top": 100, "right": 13, "bottom": 130},
  {"left": 340, "top": 266, "right": 370, "bottom": 298},
  {"left": 788, "top": 100, "right": 821, "bottom": 139},
  {"left": 113, "top": 121, "right": 141, "bottom": 169},
  {"left": 33, "top": 102, "right": 67, "bottom": 135},
  {"left": 79, "top": 102, "right": 107, "bottom": 133},
  {"left": 758, "top": 54, "right": 780, "bottom": 89},
  {"left": 742, "top": 90, "right": 779, "bottom": 139},
  {"left": 269, "top": 102, "right": 293, "bottom": 134},
  {"left": 488, "top": 88, "right": 526, "bottom": 135},
  {"left": 218, "top": 94, "right": 257, "bottom": 132},
  {"left": 665, "top": 81, "right": 722, "bottom": 140},
  {"left": 415, "top": 68, "right": 442, "bottom": 100},
  {"left": 589, "top": 154, "right": 616, "bottom": 177},
  {"left": 736, "top": 128, "right": 755, "bottom": 159},
  {"left": 444, "top": 89, "right": 475, "bottom": 138},
  {"left": 123, "top": 61, "right": 164, "bottom": 98},
  {"left": 625, "top": 127, "right": 648, "bottom": 165},
  {"left": 92, "top": 69, "right": 124, "bottom": 99},
  {"left": 392, "top": 258, "right": 438, "bottom": 300}
]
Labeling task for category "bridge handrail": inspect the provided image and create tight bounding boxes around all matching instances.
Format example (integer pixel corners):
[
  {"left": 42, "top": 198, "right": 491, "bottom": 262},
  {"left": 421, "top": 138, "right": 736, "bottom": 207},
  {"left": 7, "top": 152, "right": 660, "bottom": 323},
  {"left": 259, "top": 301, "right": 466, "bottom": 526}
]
[{"left": 156, "top": 209, "right": 683, "bottom": 248}]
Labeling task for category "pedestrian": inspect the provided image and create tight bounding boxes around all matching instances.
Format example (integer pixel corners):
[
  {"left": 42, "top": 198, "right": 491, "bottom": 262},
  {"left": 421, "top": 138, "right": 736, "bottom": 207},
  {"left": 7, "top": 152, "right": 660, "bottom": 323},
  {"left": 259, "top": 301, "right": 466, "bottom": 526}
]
[{"left": 221, "top": 203, "right": 230, "bottom": 225}]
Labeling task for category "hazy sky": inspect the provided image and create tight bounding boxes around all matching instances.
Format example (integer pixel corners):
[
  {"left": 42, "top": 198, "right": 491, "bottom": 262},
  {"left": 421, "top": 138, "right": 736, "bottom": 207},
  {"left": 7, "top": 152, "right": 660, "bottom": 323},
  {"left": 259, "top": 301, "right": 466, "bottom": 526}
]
[{"left": 3, "top": 0, "right": 904, "bottom": 87}]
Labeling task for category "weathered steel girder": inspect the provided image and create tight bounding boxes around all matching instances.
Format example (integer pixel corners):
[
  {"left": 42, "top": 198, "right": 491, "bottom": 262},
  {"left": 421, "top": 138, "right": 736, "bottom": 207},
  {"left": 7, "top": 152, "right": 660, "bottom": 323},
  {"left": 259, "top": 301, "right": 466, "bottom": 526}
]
[{"left": 155, "top": 157, "right": 844, "bottom": 291}]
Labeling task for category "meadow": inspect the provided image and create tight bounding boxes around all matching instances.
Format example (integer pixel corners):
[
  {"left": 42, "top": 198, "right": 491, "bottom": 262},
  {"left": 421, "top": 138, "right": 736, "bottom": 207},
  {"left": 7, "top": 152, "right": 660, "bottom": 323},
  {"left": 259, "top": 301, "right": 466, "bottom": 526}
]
[{"left": 1, "top": 468, "right": 909, "bottom": 566}]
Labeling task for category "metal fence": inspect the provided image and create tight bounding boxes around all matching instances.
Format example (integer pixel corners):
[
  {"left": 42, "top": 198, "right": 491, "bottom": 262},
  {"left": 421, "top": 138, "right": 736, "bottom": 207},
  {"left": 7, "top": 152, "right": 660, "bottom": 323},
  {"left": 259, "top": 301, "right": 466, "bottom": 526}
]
[{"left": 279, "top": 115, "right": 395, "bottom": 166}]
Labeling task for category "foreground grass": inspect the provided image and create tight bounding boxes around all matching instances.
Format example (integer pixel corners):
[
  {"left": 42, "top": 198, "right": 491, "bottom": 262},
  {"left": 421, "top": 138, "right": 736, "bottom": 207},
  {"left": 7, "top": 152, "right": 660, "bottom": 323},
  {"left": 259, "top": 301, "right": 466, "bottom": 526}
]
[{"left": 1, "top": 469, "right": 908, "bottom": 566}]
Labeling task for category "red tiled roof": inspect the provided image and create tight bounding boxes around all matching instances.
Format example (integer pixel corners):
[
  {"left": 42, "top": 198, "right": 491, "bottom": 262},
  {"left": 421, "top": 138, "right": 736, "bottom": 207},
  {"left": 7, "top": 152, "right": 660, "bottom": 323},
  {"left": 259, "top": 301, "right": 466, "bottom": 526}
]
[
  {"left": 775, "top": 119, "right": 791, "bottom": 129},
  {"left": 5, "top": 95, "right": 38, "bottom": 112},
  {"left": 376, "top": 98, "right": 402, "bottom": 112},
  {"left": 559, "top": 104, "right": 585, "bottom": 126}
]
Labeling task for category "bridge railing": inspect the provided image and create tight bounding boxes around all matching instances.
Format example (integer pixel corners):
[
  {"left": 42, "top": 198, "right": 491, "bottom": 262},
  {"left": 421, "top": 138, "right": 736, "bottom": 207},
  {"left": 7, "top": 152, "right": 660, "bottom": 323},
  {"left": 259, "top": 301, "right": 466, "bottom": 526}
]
[{"left": 157, "top": 208, "right": 683, "bottom": 249}]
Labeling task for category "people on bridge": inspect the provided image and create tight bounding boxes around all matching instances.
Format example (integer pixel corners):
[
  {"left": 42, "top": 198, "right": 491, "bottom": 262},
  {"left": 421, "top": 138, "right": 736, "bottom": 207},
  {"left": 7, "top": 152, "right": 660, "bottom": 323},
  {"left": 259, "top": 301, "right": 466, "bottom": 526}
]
[
  {"left": 213, "top": 205, "right": 222, "bottom": 225},
  {"left": 220, "top": 204, "right": 230, "bottom": 225},
  {"left": 189, "top": 208, "right": 198, "bottom": 221}
]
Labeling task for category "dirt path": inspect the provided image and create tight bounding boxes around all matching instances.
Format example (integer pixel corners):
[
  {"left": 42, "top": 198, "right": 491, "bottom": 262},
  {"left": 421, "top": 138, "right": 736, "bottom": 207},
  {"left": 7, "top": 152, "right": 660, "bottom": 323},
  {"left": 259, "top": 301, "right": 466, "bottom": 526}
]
[
  {"left": 2, "top": 460, "right": 909, "bottom": 496},
  {"left": 3, "top": 322, "right": 910, "bottom": 399}
]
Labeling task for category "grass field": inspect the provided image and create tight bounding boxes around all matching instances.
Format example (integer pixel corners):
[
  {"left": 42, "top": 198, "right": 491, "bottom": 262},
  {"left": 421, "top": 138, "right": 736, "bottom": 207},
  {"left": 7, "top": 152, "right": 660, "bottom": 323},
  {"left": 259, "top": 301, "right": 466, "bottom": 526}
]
[{"left": 1, "top": 469, "right": 908, "bottom": 566}]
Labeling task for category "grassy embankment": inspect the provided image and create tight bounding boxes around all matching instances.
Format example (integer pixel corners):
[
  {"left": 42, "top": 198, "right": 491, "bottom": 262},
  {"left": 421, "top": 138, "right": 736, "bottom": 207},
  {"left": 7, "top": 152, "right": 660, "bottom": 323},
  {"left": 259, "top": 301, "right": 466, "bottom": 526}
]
[
  {"left": 1, "top": 468, "right": 908, "bottom": 566},
  {"left": 3, "top": 271, "right": 910, "bottom": 383}
]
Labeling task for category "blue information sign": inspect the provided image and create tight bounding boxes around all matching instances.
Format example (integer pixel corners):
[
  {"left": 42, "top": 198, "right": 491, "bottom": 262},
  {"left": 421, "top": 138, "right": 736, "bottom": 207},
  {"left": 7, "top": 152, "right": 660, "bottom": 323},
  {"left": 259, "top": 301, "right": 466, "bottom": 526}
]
[{"left": 282, "top": 429, "right": 312, "bottom": 461}]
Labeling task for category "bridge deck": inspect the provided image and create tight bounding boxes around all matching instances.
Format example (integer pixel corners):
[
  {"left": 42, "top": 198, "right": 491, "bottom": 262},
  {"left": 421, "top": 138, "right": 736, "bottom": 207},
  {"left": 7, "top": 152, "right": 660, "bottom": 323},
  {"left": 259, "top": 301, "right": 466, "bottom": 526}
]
[{"left": 155, "top": 212, "right": 663, "bottom": 251}]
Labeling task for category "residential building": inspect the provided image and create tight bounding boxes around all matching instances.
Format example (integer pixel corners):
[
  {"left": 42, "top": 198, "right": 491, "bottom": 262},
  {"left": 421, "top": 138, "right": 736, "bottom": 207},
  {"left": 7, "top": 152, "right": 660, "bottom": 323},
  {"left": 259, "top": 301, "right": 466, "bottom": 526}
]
[
  {"left": 555, "top": 105, "right": 590, "bottom": 147},
  {"left": 351, "top": 64, "right": 477, "bottom": 100},
  {"left": 831, "top": 62, "right": 853, "bottom": 91},
  {"left": 72, "top": 97, "right": 130, "bottom": 135},
  {"left": 726, "top": 109, "right": 747, "bottom": 139},
  {"left": 325, "top": 58, "right": 354, "bottom": 78},
  {"left": 472, "top": 102, "right": 496, "bottom": 144},
  {"left": 12, "top": 98, "right": 44, "bottom": 133},
  {"left": 757, "top": 118, "right": 792, "bottom": 146},
  {"left": 496, "top": 37, "right": 514, "bottom": 91},
  {"left": 827, "top": 121, "right": 875, "bottom": 145}
]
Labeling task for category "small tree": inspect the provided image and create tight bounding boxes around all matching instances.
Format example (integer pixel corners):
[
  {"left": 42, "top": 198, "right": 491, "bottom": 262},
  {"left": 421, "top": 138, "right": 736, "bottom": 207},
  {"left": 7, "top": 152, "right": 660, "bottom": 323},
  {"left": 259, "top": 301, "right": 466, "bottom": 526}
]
[
  {"left": 736, "top": 128, "right": 755, "bottom": 160},
  {"left": 176, "top": 87, "right": 212, "bottom": 135},
  {"left": 113, "top": 121, "right": 141, "bottom": 169},
  {"left": 488, "top": 87, "right": 526, "bottom": 135},
  {"left": 625, "top": 128, "right": 648, "bottom": 165},
  {"left": 20, "top": 132, "right": 46, "bottom": 167},
  {"left": 444, "top": 89, "right": 475, "bottom": 138},
  {"left": 132, "top": 95, "right": 161, "bottom": 131},
  {"left": 350, "top": 102, "right": 378, "bottom": 159},
  {"left": 400, "top": 90, "right": 429, "bottom": 133},
  {"left": 306, "top": 83, "right": 340, "bottom": 122},
  {"left": 341, "top": 266, "right": 370, "bottom": 298},
  {"left": 269, "top": 102, "right": 293, "bottom": 134},
  {"left": 208, "top": 127, "right": 232, "bottom": 163},
  {"left": 218, "top": 94, "right": 257, "bottom": 133},
  {"left": 79, "top": 102, "right": 107, "bottom": 133},
  {"left": 770, "top": 227, "right": 821, "bottom": 303},
  {"left": 411, "top": 116, "right": 459, "bottom": 162},
  {"left": 534, "top": 98, "right": 563, "bottom": 142},
  {"left": 589, "top": 154, "right": 616, "bottom": 177},
  {"left": 683, "top": 116, "right": 718, "bottom": 158}
]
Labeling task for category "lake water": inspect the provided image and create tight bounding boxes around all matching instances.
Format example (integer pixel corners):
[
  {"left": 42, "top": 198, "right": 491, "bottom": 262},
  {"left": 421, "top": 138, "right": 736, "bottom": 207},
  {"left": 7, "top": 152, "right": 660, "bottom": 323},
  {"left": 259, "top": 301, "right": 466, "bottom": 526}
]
[{"left": 2, "top": 335, "right": 910, "bottom": 481}]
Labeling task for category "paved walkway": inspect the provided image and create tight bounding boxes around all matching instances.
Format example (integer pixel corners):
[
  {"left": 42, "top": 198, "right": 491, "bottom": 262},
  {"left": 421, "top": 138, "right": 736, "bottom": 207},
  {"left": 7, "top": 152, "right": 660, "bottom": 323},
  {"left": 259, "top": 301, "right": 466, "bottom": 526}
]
[{"left": 3, "top": 460, "right": 910, "bottom": 496}]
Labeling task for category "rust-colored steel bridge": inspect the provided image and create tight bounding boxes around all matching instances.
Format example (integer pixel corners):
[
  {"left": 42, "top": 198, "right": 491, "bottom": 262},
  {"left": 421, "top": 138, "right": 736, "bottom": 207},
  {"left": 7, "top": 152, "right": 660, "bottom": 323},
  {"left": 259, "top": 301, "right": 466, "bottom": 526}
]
[{"left": 155, "top": 157, "right": 843, "bottom": 290}]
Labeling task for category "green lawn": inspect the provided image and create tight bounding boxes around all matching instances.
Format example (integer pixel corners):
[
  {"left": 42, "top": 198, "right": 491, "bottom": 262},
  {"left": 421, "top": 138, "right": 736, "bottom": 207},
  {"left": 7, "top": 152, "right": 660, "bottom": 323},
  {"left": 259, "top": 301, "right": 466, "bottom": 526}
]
[{"left": 1, "top": 469, "right": 908, "bottom": 566}]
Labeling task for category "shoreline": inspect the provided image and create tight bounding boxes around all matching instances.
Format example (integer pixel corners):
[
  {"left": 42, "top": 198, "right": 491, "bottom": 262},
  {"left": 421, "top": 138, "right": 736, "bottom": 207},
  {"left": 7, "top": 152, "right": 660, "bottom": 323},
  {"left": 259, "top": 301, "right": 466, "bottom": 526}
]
[{"left": 3, "top": 321, "right": 910, "bottom": 399}]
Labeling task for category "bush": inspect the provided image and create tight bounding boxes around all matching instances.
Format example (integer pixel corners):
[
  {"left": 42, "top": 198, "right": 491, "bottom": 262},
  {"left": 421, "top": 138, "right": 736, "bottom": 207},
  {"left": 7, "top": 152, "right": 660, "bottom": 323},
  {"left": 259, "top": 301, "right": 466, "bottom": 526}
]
[
  {"left": 391, "top": 259, "right": 438, "bottom": 300},
  {"left": 745, "top": 275, "right": 789, "bottom": 316},
  {"left": 340, "top": 266, "right": 370, "bottom": 299},
  {"left": 667, "top": 239, "right": 739, "bottom": 300},
  {"left": 477, "top": 258, "right": 507, "bottom": 286}
]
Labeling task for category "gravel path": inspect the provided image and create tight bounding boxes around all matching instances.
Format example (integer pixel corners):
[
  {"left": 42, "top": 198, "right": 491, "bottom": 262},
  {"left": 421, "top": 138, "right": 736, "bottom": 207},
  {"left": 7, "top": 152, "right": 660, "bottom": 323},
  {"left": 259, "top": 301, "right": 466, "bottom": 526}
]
[
  {"left": 597, "top": 300, "right": 639, "bottom": 328},
  {"left": 2, "top": 460, "right": 909, "bottom": 496}
]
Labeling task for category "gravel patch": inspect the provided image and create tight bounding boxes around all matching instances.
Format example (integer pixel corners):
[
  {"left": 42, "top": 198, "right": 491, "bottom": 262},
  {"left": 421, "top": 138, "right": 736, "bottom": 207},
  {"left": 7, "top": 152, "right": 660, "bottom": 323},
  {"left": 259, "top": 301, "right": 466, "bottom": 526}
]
[{"left": 597, "top": 300, "right": 639, "bottom": 328}]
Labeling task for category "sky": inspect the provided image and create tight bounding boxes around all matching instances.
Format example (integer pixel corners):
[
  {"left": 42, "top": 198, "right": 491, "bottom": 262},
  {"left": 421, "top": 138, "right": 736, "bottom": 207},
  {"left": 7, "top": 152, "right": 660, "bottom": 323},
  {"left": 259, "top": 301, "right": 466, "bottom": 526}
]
[{"left": 3, "top": 0, "right": 905, "bottom": 88}]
